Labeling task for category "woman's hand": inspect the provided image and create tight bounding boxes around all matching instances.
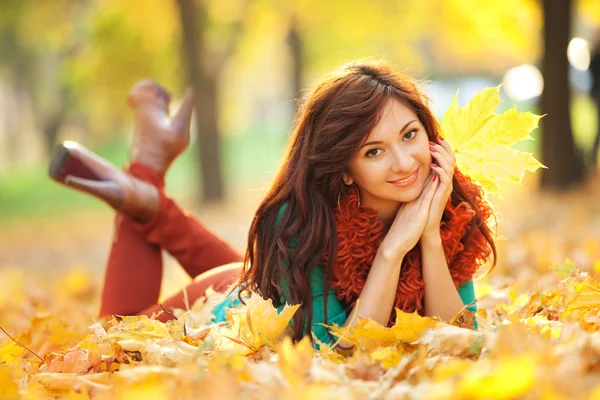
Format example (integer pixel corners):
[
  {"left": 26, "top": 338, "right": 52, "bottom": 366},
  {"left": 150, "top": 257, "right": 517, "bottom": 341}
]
[
  {"left": 379, "top": 172, "right": 439, "bottom": 262},
  {"left": 424, "top": 136, "right": 456, "bottom": 239}
]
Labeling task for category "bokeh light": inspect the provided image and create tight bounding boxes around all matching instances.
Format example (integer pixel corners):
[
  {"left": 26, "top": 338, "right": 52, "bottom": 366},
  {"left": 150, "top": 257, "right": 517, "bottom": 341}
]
[
  {"left": 568, "top": 37, "right": 591, "bottom": 71},
  {"left": 502, "top": 64, "right": 544, "bottom": 102}
]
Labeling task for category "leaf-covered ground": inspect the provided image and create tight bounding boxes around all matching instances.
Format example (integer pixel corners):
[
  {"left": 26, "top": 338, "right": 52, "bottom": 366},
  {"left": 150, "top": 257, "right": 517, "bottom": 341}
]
[{"left": 2, "top": 176, "right": 600, "bottom": 400}]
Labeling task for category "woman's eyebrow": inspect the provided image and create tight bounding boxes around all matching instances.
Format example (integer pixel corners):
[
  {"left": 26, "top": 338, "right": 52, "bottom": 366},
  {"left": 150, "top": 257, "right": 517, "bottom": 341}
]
[{"left": 360, "top": 120, "right": 417, "bottom": 148}]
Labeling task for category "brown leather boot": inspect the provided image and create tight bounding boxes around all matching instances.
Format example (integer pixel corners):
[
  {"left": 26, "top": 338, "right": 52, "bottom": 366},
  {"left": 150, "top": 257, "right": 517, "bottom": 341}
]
[
  {"left": 49, "top": 141, "right": 159, "bottom": 222},
  {"left": 127, "top": 80, "right": 195, "bottom": 175}
]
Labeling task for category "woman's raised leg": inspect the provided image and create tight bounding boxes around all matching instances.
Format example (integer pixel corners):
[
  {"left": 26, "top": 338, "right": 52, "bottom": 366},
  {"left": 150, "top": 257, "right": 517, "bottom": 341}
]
[
  {"left": 49, "top": 80, "right": 241, "bottom": 318},
  {"left": 100, "top": 213, "right": 164, "bottom": 316}
]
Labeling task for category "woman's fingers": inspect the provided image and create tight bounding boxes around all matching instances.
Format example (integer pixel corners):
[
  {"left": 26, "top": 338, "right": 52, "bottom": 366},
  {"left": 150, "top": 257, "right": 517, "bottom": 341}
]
[
  {"left": 430, "top": 164, "right": 452, "bottom": 212},
  {"left": 430, "top": 138, "right": 455, "bottom": 176},
  {"left": 406, "top": 171, "right": 434, "bottom": 209},
  {"left": 431, "top": 150, "right": 453, "bottom": 174},
  {"left": 417, "top": 171, "right": 439, "bottom": 209},
  {"left": 431, "top": 164, "right": 451, "bottom": 185},
  {"left": 435, "top": 136, "right": 455, "bottom": 161}
]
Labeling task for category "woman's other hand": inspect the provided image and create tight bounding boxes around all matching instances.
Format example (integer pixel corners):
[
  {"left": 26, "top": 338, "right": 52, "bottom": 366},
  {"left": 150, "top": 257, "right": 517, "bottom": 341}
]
[
  {"left": 379, "top": 172, "right": 439, "bottom": 262},
  {"left": 424, "top": 136, "right": 455, "bottom": 239}
]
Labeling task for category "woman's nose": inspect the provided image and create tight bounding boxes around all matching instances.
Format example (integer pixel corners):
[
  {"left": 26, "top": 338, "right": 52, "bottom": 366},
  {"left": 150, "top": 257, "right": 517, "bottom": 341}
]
[{"left": 390, "top": 147, "right": 414, "bottom": 173}]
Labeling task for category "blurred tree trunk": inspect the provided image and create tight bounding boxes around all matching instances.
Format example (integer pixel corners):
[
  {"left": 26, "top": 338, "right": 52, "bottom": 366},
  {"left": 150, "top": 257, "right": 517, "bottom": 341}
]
[
  {"left": 5, "top": 80, "right": 24, "bottom": 166},
  {"left": 41, "top": 88, "right": 70, "bottom": 155},
  {"left": 287, "top": 17, "right": 304, "bottom": 111},
  {"left": 35, "top": 52, "right": 72, "bottom": 155},
  {"left": 176, "top": 0, "right": 248, "bottom": 202},
  {"left": 175, "top": 0, "right": 223, "bottom": 202},
  {"left": 540, "top": 0, "right": 586, "bottom": 189}
]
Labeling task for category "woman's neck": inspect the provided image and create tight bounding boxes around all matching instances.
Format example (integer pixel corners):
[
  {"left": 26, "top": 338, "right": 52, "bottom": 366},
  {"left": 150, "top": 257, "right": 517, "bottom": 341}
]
[
  {"left": 373, "top": 202, "right": 401, "bottom": 232},
  {"left": 356, "top": 189, "right": 401, "bottom": 231}
]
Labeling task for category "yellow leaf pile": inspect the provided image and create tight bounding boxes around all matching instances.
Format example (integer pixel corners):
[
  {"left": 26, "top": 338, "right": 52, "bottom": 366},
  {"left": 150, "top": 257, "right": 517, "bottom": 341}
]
[
  {"left": 441, "top": 86, "right": 545, "bottom": 195},
  {"left": 1, "top": 260, "right": 600, "bottom": 399}
]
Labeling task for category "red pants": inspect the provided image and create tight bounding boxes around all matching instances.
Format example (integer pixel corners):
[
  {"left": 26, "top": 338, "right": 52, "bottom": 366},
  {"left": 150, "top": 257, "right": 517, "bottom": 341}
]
[{"left": 98, "top": 162, "right": 242, "bottom": 322}]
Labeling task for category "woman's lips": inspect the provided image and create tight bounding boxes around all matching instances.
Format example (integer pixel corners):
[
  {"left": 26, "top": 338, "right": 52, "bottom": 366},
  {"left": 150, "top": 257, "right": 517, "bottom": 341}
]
[{"left": 388, "top": 169, "right": 419, "bottom": 188}]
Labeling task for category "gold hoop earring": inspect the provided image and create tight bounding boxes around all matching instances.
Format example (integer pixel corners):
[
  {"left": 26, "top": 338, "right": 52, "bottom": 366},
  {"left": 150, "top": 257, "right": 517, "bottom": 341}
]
[{"left": 337, "top": 184, "right": 361, "bottom": 222}]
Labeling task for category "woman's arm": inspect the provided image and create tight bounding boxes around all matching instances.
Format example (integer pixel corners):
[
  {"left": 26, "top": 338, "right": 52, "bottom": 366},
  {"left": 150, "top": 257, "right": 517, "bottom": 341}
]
[
  {"left": 334, "top": 250, "right": 405, "bottom": 351},
  {"left": 335, "top": 175, "right": 438, "bottom": 350},
  {"left": 422, "top": 138, "right": 465, "bottom": 322},
  {"left": 342, "top": 250, "right": 405, "bottom": 328},
  {"left": 420, "top": 233, "right": 464, "bottom": 322}
]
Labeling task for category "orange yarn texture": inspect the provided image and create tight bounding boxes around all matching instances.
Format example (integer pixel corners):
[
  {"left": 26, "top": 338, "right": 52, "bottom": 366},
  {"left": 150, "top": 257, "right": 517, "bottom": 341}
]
[{"left": 324, "top": 170, "right": 494, "bottom": 324}]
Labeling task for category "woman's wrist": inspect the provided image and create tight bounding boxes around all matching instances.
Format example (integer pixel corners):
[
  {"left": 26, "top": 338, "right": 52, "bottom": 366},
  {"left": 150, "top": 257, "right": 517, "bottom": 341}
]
[
  {"left": 376, "top": 241, "right": 407, "bottom": 266},
  {"left": 420, "top": 229, "right": 442, "bottom": 248}
]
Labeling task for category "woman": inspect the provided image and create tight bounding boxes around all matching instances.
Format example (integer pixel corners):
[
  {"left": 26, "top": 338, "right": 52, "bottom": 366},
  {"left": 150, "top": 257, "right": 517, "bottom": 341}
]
[{"left": 50, "top": 60, "right": 496, "bottom": 350}]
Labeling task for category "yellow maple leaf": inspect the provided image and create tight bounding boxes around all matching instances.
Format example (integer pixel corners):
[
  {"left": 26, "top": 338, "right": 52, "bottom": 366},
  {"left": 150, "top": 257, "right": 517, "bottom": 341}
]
[
  {"left": 326, "top": 309, "right": 438, "bottom": 351},
  {"left": 457, "top": 354, "right": 538, "bottom": 399},
  {"left": 326, "top": 318, "right": 397, "bottom": 349},
  {"left": 441, "top": 86, "right": 544, "bottom": 195},
  {"left": 107, "top": 316, "right": 172, "bottom": 342},
  {"left": 0, "top": 342, "right": 26, "bottom": 365},
  {"left": 566, "top": 278, "right": 600, "bottom": 312},
  {"left": 389, "top": 309, "right": 439, "bottom": 343},
  {"left": 216, "top": 293, "right": 300, "bottom": 353},
  {"left": 370, "top": 345, "right": 404, "bottom": 368},
  {"left": 276, "top": 336, "right": 313, "bottom": 386}
]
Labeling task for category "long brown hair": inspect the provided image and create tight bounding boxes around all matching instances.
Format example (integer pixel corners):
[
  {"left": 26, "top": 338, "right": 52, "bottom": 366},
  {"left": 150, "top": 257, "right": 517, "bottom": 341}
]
[{"left": 237, "top": 60, "right": 496, "bottom": 341}]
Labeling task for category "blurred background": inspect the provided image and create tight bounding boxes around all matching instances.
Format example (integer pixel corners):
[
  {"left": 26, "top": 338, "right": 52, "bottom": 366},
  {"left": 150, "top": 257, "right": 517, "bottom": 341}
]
[{"left": 1, "top": 0, "right": 600, "bottom": 302}]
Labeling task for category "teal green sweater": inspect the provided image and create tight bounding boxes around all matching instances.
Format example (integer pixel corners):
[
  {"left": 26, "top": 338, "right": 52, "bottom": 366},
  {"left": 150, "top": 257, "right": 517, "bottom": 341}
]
[{"left": 211, "top": 205, "right": 478, "bottom": 348}]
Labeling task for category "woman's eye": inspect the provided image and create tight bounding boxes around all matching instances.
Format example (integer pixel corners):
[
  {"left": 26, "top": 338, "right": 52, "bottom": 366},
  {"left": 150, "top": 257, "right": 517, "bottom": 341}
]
[
  {"left": 365, "top": 148, "right": 382, "bottom": 158},
  {"left": 403, "top": 129, "right": 418, "bottom": 140}
]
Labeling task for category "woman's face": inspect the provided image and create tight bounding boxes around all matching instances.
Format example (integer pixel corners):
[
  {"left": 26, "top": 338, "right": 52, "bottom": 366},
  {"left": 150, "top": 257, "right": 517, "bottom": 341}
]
[{"left": 344, "top": 98, "right": 432, "bottom": 215}]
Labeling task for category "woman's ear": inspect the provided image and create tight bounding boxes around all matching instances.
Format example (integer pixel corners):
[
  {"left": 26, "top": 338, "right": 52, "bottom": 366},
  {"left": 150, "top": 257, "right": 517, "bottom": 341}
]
[{"left": 342, "top": 173, "right": 353, "bottom": 186}]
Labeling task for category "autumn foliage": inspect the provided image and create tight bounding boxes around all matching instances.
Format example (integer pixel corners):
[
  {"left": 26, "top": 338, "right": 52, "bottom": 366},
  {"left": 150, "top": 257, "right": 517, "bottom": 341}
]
[{"left": 3, "top": 262, "right": 600, "bottom": 399}]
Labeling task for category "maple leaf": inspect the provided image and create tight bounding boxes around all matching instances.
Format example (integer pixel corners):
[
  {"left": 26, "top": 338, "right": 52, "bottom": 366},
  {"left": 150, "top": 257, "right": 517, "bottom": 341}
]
[
  {"left": 456, "top": 354, "right": 539, "bottom": 399},
  {"left": 370, "top": 346, "right": 404, "bottom": 368},
  {"left": 213, "top": 293, "right": 300, "bottom": 354},
  {"left": 43, "top": 349, "right": 103, "bottom": 374},
  {"left": 325, "top": 309, "right": 438, "bottom": 352},
  {"left": 441, "top": 86, "right": 545, "bottom": 196},
  {"left": 389, "top": 309, "right": 439, "bottom": 342},
  {"left": 107, "top": 316, "right": 172, "bottom": 342},
  {"left": 416, "top": 324, "right": 483, "bottom": 358},
  {"left": 0, "top": 342, "right": 26, "bottom": 365},
  {"left": 276, "top": 336, "right": 313, "bottom": 387}
]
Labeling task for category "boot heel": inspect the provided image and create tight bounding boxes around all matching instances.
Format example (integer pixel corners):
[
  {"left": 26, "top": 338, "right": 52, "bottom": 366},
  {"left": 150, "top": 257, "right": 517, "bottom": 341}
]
[
  {"left": 48, "top": 143, "right": 71, "bottom": 179},
  {"left": 48, "top": 140, "right": 159, "bottom": 222},
  {"left": 49, "top": 141, "right": 103, "bottom": 183}
]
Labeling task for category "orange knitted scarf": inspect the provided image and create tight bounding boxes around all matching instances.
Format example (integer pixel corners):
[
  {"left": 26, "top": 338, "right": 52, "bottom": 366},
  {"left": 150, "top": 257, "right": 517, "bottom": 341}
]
[{"left": 323, "top": 170, "right": 493, "bottom": 324}]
